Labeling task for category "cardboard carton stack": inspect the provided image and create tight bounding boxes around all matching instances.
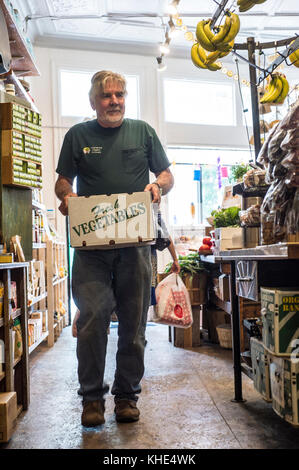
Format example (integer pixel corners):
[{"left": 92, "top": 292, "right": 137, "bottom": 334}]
[{"left": 251, "top": 287, "right": 299, "bottom": 426}]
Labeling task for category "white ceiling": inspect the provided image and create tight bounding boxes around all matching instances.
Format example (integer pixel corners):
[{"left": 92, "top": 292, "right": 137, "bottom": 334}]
[{"left": 15, "top": 0, "right": 299, "bottom": 58}]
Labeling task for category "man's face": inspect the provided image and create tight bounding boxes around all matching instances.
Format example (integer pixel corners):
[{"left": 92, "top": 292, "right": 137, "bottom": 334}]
[{"left": 91, "top": 80, "right": 126, "bottom": 128}]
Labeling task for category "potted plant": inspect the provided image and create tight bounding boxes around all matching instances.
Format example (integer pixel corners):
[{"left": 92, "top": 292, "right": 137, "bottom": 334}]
[
  {"left": 229, "top": 164, "right": 251, "bottom": 183},
  {"left": 210, "top": 207, "right": 244, "bottom": 250}
]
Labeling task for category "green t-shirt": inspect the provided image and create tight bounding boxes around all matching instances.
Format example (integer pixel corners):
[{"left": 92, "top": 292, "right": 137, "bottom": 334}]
[{"left": 56, "top": 118, "right": 170, "bottom": 196}]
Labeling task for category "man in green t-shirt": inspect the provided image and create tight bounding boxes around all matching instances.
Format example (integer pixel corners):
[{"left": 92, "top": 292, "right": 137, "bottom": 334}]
[{"left": 55, "top": 70, "right": 174, "bottom": 427}]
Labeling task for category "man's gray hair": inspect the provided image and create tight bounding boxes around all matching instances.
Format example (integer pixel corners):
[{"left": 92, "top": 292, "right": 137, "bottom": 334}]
[{"left": 89, "top": 70, "right": 127, "bottom": 104}]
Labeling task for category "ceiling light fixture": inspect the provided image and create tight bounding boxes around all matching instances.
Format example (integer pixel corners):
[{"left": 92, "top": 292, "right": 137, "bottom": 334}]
[
  {"left": 166, "top": 1, "right": 180, "bottom": 16},
  {"left": 160, "top": 42, "right": 170, "bottom": 54},
  {"left": 156, "top": 56, "right": 167, "bottom": 72}
]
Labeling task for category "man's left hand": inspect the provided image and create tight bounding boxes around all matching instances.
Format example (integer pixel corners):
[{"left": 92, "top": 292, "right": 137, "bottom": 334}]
[{"left": 144, "top": 183, "right": 161, "bottom": 204}]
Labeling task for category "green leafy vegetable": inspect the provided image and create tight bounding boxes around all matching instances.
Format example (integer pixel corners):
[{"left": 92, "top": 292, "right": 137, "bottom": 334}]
[
  {"left": 164, "top": 252, "right": 206, "bottom": 279},
  {"left": 229, "top": 164, "right": 250, "bottom": 183},
  {"left": 211, "top": 206, "right": 240, "bottom": 228}
]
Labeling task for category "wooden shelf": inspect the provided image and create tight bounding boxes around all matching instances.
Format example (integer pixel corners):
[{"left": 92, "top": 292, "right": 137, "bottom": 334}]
[
  {"left": 33, "top": 243, "right": 46, "bottom": 249},
  {"left": 13, "top": 356, "right": 21, "bottom": 367},
  {"left": 0, "top": 0, "right": 39, "bottom": 77},
  {"left": 0, "top": 309, "right": 22, "bottom": 327},
  {"left": 29, "top": 291, "right": 47, "bottom": 308},
  {"left": 11, "top": 307, "right": 21, "bottom": 321},
  {"left": 53, "top": 275, "right": 68, "bottom": 286},
  {"left": 32, "top": 200, "right": 46, "bottom": 212},
  {"left": 210, "top": 293, "right": 231, "bottom": 315},
  {"left": 28, "top": 331, "right": 49, "bottom": 355}
]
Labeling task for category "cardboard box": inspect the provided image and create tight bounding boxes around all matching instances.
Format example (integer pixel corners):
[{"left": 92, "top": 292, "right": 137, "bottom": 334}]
[
  {"left": 251, "top": 337, "right": 272, "bottom": 402},
  {"left": 10, "top": 281, "right": 17, "bottom": 311},
  {"left": 269, "top": 354, "right": 299, "bottom": 426},
  {"left": 218, "top": 274, "right": 230, "bottom": 301},
  {"left": 0, "top": 392, "right": 17, "bottom": 443},
  {"left": 261, "top": 287, "right": 299, "bottom": 356},
  {"left": 68, "top": 192, "right": 155, "bottom": 250},
  {"left": 221, "top": 185, "right": 241, "bottom": 209},
  {"left": 215, "top": 227, "right": 244, "bottom": 251}
]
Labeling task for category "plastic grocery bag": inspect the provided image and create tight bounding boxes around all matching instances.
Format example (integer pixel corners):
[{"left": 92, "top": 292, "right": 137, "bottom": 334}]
[{"left": 153, "top": 273, "right": 193, "bottom": 328}]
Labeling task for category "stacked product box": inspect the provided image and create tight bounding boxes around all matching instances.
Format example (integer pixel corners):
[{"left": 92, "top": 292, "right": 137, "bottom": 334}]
[
  {"left": 258, "top": 287, "right": 299, "bottom": 426},
  {"left": 0, "top": 103, "right": 42, "bottom": 189},
  {"left": 28, "top": 316, "right": 43, "bottom": 347}
]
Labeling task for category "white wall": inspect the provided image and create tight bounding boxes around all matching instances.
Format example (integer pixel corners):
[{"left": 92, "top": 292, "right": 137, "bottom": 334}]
[{"left": 29, "top": 44, "right": 259, "bottom": 236}]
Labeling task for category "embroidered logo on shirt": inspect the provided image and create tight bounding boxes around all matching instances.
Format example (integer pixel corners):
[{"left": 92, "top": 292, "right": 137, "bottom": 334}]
[
  {"left": 91, "top": 147, "right": 103, "bottom": 154},
  {"left": 82, "top": 146, "right": 103, "bottom": 155}
]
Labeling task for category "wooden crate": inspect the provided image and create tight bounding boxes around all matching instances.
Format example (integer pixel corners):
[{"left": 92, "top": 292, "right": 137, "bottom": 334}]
[
  {"left": 170, "top": 305, "right": 201, "bottom": 348},
  {"left": 1, "top": 155, "right": 42, "bottom": 188},
  {"left": 182, "top": 272, "right": 208, "bottom": 305},
  {"left": 1, "top": 129, "right": 42, "bottom": 162},
  {"left": 0, "top": 103, "right": 42, "bottom": 137}
]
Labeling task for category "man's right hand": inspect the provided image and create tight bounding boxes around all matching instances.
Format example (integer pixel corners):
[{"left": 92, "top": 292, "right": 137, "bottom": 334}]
[{"left": 59, "top": 192, "right": 78, "bottom": 216}]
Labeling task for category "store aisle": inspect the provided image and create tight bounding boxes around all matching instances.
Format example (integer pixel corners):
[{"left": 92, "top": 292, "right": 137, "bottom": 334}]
[{"left": 2, "top": 323, "right": 299, "bottom": 449}]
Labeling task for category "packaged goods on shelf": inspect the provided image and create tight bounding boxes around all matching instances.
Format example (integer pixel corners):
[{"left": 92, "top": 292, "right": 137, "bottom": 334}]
[
  {"left": 13, "top": 319, "right": 22, "bottom": 359},
  {"left": 269, "top": 354, "right": 299, "bottom": 426},
  {"left": 214, "top": 227, "right": 244, "bottom": 251},
  {"left": 10, "top": 281, "right": 17, "bottom": 311},
  {"left": 243, "top": 169, "right": 266, "bottom": 188},
  {"left": 261, "top": 287, "right": 299, "bottom": 356},
  {"left": 0, "top": 281, "right": 3, "bottom": 318},
  {"left": 28, "top": 317, "right": 43, "bottom": 346},
  {"left": 251, "top": 337, "right": 272, "bottom": 403},
  {"left": 30, "top": 311, "right": 47, "bottom": 333},
  {"left": 239, "top": 205, "right": 261, "bottom": 227},
  {"left": 10, "top": 235, "right": 25, "bottom": 262},
  {"left": 0, "top": 253, "right": 14, "bottom": 263},
  {"left": 258, "top": 100, "right": 299, "bottom": 245},
  {"left": 0, "top": 392, "right": 17, "bottom": 443}
]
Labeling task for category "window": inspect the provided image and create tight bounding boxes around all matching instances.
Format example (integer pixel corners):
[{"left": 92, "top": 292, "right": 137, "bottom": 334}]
[
  {"left": 60, "top": 70, "right": 139, "bottom": 118},
  {"left": 163, "top": 78, "right": 235, "bottom": 126},
  {"left": 167, "top": 147, "right": 251, "bottom": 226}
]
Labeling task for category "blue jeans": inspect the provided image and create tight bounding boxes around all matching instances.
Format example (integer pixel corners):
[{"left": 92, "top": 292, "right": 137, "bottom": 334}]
[{"left": 72, "top": 246, "right": 151, "bottom": 403}]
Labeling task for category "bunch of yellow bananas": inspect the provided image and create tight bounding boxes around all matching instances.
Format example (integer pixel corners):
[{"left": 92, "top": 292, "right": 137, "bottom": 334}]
[
  {"left": 289, "top": 41, "right": 299, "bottom": 68},
  {"left": 193, "top": 12, "right": 240, "bottom": 71},
  {"left": 260, "top": 74, "right": 289, "bottom": 105},
  {"left": 191, "top": 42, "right": 223, "bottom": 71},
  {"left": 237, "top": 0, "right": 267, "bottom": 13}
]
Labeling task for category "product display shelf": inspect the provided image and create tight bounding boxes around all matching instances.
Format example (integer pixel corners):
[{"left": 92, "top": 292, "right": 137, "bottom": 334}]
[
  {"left": 28, "top": 331, "right": 49, "bottom": 355},
  {"left": 46, "top": 239, "right": 69, "bottom": 347},
  {"left": 0, "top": 0, "right": 39, "bottom": 76},
  {"left": 232, "top": 182, "right": 269, "bottom": 198},
  {"left": 202, "top": 245, "right": 299, "bottom": 405},
  {"left": 0, "top": 262, "right": 29, "bottom": 415}
]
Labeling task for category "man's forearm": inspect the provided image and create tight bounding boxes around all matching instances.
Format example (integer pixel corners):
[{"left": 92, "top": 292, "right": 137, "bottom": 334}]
[
  {"left": 55, "top": 176, "right": 73, "bottom": 201},
  {"left": 154, "top": 169, "right": 174, "bottom": 195}
]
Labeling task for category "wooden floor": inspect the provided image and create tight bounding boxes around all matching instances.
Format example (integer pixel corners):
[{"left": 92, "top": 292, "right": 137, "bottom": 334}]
[{"left": 2, "top": 322, "right": 299, "bottom": 449}]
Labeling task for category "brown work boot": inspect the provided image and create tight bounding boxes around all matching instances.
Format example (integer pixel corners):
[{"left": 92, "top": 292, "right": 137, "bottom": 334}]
[
  {"left": 114, "top": 399, "right": 140, "bottom": 423},
  {"left": 81, "top": 400, "right": 105, "bottom": 427}
]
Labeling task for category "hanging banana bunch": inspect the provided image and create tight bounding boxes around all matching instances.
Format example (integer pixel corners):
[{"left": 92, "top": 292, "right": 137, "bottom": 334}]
[
  {"left": 260, "top": 74, "right": 289, "bottom": 105},
  {"left": 289, "top": 41, "right": 299, "bottom": 69},
  {"left": 192, "top": 11, "right": 240, "bottom": 71},
  {"left": 237, "top": 0, "right": 267, "bottom": 13}
]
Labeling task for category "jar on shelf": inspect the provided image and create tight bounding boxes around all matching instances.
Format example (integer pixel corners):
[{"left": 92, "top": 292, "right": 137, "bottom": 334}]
[{"left": 5, "top": 84, "right": 15, "bottom": 95}]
